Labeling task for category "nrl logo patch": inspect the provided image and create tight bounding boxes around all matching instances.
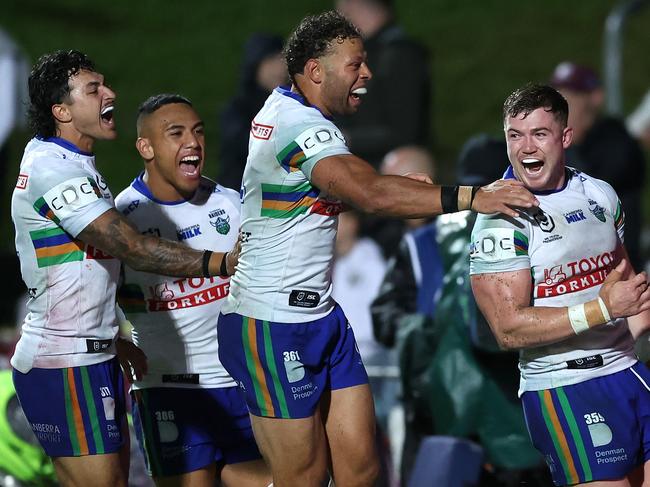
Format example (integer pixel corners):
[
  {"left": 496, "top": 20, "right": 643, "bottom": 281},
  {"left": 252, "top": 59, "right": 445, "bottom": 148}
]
[
  {"left": 588, "top": 199, "right": 606, "bottom": 223},
  {"left": 211, "top": 215, "right": 230, "bottom": 235},
  {"left": 533, "top": 209, "right": 555, "bottom": 233}
]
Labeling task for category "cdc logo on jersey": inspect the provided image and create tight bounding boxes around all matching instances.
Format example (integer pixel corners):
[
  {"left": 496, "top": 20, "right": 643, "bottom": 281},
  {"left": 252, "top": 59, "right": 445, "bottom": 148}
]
[{"left": 470, "top": 228, "right": 518, "bottom": 261}]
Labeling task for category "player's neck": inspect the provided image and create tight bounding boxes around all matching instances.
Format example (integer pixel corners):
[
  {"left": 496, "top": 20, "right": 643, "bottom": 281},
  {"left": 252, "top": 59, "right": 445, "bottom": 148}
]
[
  {"left": 291, "top": 82, "right": 330, "bottom": 117},
  {"left": 55, "top": 127, "right": 94, "bottom": 153}
]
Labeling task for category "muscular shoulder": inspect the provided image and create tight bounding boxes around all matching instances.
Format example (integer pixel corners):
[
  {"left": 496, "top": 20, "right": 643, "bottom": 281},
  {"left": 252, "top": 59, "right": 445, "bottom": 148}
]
[{"left": 470, "top": 212, "right": 531, "bottom": 275}]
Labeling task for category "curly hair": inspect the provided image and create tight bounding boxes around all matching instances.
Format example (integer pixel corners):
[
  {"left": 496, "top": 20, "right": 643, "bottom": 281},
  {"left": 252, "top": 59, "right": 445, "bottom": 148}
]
[
  {"left": 503, "top": 83, "right": 569, "bottom": 128},
  {"left": 284, "top": 10, "right": 361, "bottom": 79},
  {"left": 27, "top": 50, "right": 96, "bottom": 138}
]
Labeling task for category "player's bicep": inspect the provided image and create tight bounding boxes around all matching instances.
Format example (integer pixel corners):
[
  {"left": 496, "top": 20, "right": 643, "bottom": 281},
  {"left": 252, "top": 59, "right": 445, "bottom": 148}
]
[
  {"left": 471, "top": 269, "right": 533, "bottom": 337},
  {"left": 310, "top": 153, "right": 378, "bottom": 204}
]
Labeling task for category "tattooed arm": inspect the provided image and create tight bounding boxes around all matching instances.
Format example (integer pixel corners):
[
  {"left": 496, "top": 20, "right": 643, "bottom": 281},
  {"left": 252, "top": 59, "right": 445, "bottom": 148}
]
[{"left": 78, "top": 208, "right": 237, "bottom": 277}]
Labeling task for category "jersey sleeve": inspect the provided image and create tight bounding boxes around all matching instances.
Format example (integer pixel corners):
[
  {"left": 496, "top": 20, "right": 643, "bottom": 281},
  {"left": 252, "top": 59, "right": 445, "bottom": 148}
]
[
  {"left": 29, "top": 158, "right": 113, "bottom": 237},
  {"left": 469, "top": 213, "right": 531, "bottom": 275},
  {"left": 274, "top": 108, "right": 351, "bottom": 180}
]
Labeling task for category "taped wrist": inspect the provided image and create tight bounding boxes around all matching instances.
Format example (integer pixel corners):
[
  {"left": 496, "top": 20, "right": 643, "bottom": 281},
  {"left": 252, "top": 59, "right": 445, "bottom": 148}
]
[
  {"left": 219, "top": 252, "right": 229, "bottom": 277},
  {"left": 202, "top": 250, "right": 212, "bottom": 277},
  {"left": 568, "top": 297, "right": 611, "bottom": 334},
  {"left": 441, "top": 185, "right": 479, "bottom": 213}
]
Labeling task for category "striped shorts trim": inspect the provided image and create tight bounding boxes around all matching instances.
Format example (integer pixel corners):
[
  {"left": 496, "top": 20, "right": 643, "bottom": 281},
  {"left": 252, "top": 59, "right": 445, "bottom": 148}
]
[
  {"left": 217, "top": 304, "right": 368, "bottom": 419},
  {"left": 522, "top": 363, "right": 650, "bottom": 486},
  {"left": 13, "top": 357, "right": 126, "bottom": 457}
]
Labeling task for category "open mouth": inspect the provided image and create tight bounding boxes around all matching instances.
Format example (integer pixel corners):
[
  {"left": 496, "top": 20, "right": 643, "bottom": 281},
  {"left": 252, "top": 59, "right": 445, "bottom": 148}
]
[
  {"left": 521, "top": 158, "right": 544, "bottom": 174},
  {"left": 350, "top": 87, "right": 367, "bottom": 102},
  {"left": 100, "top": 106, "right": 114, "bottom": 126},
  {"left": 179, "top": 155, "right": 201, "bottom": 176}
]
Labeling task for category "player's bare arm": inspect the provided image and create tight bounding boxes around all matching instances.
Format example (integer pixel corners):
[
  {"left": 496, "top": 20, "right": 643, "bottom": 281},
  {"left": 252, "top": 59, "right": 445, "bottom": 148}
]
[
  {"left": 310, "top": 153, "right": 538, "bottom": 218},
  {"left": 78, "top": 208, "right": 238, "bottom": 277},
  {"left": 472, "top": 256, "right": 650, "bottom": 350}
]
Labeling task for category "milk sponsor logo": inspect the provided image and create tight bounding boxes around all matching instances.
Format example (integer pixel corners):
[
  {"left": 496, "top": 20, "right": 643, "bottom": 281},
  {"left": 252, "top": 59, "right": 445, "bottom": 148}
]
[
  {"left": 564, "top": 209, "right": 586, "bottom": 224},
  {"left": 535, "top": 251, "right": 615, "bottom": 298},
  {"left": 176, "top": 224, "right": 201, "bottom": 241}
]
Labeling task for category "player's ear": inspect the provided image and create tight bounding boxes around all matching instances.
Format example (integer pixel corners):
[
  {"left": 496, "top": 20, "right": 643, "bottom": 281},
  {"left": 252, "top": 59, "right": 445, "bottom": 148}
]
[
  {"left": 52, "top": 104, "right": 72, "bottom": 124},
  {"left": 136, "top": 137, "right": 154, "bottom": 161},
  {"left": 305, "top": 58, "right": 322, "bottom": 84}
]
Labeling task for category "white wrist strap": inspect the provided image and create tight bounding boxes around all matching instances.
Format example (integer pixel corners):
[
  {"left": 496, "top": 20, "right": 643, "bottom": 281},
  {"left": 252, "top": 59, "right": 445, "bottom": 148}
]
[
  {"left": 568, "top": 304, "right": 590, "bottom": 334},
  {"left": 598, "top": 297, "right": 611, "bottom": 322},
  {"left": 568, "top": 297, "right": 611, "bottom": 335}
]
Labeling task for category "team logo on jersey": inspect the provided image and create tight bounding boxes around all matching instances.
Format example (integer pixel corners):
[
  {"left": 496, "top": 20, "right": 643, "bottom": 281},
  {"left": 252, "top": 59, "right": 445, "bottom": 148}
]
[
  {"left": 564, "top": 209, "right": 586, "bottom": 224},
  {"left": 532, "top": 209, "right": 555, "bottom": 233},
  {"left": 588, "top": 199, "right": 606, "bottom": 223},
  {"left": 211, "top": 216, "right": 231, "bottom": 235},
  {"left": 16, "top": 174, "right": 28, "bottom": 189},
  {"left": 251, "top": 120, "right": 274, "bottom": 140},
  {"left": 176, "top": 224, "right": 201, "bottom": 241}
]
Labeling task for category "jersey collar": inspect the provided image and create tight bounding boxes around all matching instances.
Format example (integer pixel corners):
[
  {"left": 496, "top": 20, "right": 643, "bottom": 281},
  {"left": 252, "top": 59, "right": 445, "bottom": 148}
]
[
  {"left": 132, "top": 172, "right": 190, "bottom": 206},
  {"left": 38, "top": 136, "right": 94, "bottom": 157},
  {"left": 502, "top": 165, "right": 572, "bottom": 195},
  {"left": 275, "top": 86, "right": 333, "bottom": 120}
]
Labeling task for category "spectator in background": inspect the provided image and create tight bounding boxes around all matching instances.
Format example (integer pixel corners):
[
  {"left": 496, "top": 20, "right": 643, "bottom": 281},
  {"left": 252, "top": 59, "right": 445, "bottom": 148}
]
[
  {"left": 369, "top": 145, "right": 436, "bottom": 259},
  {"left": 627, "top": 89, "right": 650, "bottom": 151},
  {"left": 550, "top": 61, "right": 646, "bottom": 270},
  {"left": 0, "top": 27, "right": 29, "bottom": 177},
  {"left": 0, "top": 28, "right": 30, "bottom": 325},
  {"left": 218, "top": 33, "right": 287, "bottom": 190},
  {"left": 335, "top": 0, "right": 431, "bottom": 169}
]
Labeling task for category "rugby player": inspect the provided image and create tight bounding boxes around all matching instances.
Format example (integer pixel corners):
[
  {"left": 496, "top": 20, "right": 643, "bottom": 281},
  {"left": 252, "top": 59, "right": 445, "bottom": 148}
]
[
  {"left": 470, "top": 83, "right": 650, "bottom": 486},
  {"left": 11, "top": 50, "right": 237, "bottom": 487},
  {"left": 217, "top": 11, "right": 538, "bottom": 487},
  {"left": 115, "top": 94, "right": 271, "bottom": 487}
]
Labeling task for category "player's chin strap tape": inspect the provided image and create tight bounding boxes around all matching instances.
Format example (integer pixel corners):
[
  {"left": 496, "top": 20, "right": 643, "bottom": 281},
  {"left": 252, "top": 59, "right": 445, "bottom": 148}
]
[
  {"left": 441, "top": 185, "right": 480, "bottom": 213},
  {"left": 568, "top": 297, "right": 612, "bottom": 334}
]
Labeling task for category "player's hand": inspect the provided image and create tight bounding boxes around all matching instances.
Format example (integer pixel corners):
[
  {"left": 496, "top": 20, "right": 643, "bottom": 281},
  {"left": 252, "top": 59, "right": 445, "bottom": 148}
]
[
  {"left": 226, "top": 234, "right": 242, "bottom": 276},
  {"left": 599, "top": 260, "right": 650, "bottom": 319},
  {"left": 472, "top": 179, "right": 539, "bottom": 217},
  {"left": 403, "top": 172, "right": 433, "bottom": 184},
  {"left": 116, "top": 337, "right": 148, "bottom": 382}
]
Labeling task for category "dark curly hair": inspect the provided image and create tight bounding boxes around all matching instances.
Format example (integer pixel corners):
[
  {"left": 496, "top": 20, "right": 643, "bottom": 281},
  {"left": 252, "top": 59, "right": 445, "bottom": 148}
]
[
  {"left": 27, "top": 50, "right": 96, "bottom": 138},
  {"left": 503, "top": 83, "right": 569, "bottom": 128},
  {"left": 284, "top": 10, "right": 360, "bottom": 79}
]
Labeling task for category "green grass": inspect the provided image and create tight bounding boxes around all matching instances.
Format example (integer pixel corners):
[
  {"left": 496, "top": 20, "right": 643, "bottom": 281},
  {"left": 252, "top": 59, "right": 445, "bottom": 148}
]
[{"left": 3, "top": 0, "right": 650, "bottom": 253}]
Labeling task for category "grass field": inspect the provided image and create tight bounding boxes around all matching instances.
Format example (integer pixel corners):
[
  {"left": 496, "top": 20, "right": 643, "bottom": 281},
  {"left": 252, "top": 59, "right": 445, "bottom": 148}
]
[{"left": 2, "top": 0, "right": 650, "bottom": 253}]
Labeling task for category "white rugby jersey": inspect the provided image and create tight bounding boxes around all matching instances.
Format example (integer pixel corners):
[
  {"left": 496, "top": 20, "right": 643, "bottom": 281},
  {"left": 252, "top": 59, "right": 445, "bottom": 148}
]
[
  {"left": 222, "top": 87, "right": 352, "bottom": 322},
  {"left": 11, "top": 137, "right": 119, "bottom": 373},
  {"left": 115, "top": 175, "right": 239, "bottom": 389},
  {"left": 470, "top": 167, "right": 636, "bottom": 394}
]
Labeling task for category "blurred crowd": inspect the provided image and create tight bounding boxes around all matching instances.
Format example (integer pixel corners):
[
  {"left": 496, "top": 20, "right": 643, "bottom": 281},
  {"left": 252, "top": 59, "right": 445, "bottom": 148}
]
[{"left": 2, "top": 0, "right": 650, "bottom": 486}]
